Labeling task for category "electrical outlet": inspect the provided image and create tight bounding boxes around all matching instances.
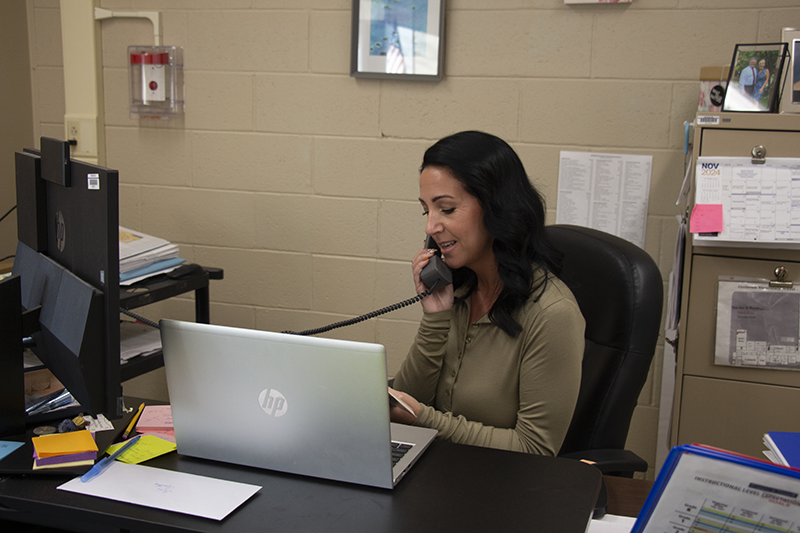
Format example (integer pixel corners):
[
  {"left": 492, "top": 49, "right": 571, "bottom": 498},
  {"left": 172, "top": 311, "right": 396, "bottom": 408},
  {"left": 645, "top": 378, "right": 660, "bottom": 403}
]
[
  {"left": 67, "top": 121, "right": 80, "bottom": 142},
  {"left": 64, "top": 116, "right": 97, "bottom": 158}
]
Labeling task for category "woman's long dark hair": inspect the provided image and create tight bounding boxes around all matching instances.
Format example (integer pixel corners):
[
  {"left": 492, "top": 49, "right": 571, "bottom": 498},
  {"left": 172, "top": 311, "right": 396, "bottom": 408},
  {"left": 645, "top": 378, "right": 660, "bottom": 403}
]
[{"left": 421, "top": 131, "right": 561, "bottom": 337}]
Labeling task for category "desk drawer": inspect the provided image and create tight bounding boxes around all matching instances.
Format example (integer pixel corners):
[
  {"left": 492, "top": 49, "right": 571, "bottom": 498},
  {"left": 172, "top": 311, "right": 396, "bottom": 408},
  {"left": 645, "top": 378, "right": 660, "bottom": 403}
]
[
  {"left": 676, "top": 375, "right": 800, "bottom": 458},
  {"left": 700, "top": 129, "right": 800, "bottom": 158},
  {"left": 683, "top": 254, "right": 800, "bottom": 388}
]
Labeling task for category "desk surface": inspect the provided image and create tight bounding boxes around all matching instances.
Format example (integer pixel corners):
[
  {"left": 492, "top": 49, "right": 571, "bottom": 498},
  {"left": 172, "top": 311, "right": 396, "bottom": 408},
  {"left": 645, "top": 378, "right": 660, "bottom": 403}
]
[
  {"left": 604, "top": 475, "right": 654, "bottom": 518},
  {"left": 0, "top": 439, "right": 605, "bottom": 533},
  {"left": 0, "top": 397, "right": 660, "bottom": 532}
]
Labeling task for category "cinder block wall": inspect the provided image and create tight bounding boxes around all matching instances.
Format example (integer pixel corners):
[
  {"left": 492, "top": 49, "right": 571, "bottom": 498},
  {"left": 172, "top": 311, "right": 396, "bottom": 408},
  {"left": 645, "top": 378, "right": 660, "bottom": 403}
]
[{"left": 23, "top": 0, "right": 800, "bottom": 478}]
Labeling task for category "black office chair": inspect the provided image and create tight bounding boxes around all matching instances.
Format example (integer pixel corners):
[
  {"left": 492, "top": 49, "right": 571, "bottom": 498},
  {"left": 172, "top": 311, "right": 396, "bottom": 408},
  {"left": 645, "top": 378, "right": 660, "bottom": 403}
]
[{"left": 546, "top": 224, "right": 663, "bottom": 478}]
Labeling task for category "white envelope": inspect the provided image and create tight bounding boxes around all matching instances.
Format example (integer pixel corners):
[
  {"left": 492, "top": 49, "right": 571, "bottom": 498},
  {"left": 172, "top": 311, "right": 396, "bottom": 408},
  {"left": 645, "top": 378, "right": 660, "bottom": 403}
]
[{"left": 58, "top": 461, "right": 260, "bottom": 521}]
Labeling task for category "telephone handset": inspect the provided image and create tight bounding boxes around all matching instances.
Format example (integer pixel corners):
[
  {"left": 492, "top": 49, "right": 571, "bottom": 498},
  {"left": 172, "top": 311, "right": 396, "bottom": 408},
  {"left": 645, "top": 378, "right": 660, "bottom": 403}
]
[
  {"left": 419, "top": 235, "right": 453, "bottom": 292},
  {"left": 282, "top": 235, "right": 453, "bottom": 336}
]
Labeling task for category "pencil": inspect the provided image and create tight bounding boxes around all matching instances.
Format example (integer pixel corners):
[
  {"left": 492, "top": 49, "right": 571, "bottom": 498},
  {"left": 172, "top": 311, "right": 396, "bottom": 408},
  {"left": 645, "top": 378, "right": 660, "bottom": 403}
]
[{"left": 122, "top": 403, "right": 145, "bottom": 440}]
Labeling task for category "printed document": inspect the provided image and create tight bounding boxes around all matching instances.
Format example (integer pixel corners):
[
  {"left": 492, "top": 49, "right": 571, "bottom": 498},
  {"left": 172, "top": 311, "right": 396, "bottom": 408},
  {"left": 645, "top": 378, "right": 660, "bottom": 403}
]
[
  {"left": 556, "top": 151, "right": 652, "bottom": 249},
  {"left": 716, "top": 278, "right": 800, "bottom": 371}
]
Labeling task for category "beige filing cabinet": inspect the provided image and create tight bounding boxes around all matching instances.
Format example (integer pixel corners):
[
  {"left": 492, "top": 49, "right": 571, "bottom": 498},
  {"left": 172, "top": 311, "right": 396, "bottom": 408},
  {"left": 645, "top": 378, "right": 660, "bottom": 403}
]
[{"left": 672, "top": 112, "right": 800, "bottom": 459}]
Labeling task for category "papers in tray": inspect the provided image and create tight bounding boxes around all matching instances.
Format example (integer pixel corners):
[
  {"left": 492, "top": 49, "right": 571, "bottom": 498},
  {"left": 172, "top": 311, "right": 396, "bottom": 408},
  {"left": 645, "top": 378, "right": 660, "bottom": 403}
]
[
  {"left": 119, "top": 227, "right": 180, "bottom": 274},
  {"left": 631, "top": 444, "right": 800, "bottom": 533},
  {"left": 120, "top": 257, "right": 186, "bottom": 286},
  {"left": 120, "top": 321, "right": 162, "bottom": 362}
]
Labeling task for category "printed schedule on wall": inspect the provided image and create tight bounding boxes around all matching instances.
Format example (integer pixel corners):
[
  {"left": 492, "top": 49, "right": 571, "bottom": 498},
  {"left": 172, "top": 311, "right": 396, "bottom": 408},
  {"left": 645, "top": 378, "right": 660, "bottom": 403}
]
[
  {"left": 692, "top": 157, "right": 800, "bottom": 247},
  {"left": 632, "top": 445, "right": 800, "bottom": 533},
  {"left": 556, "top": 151, "right": 652, "bottom": 249}
]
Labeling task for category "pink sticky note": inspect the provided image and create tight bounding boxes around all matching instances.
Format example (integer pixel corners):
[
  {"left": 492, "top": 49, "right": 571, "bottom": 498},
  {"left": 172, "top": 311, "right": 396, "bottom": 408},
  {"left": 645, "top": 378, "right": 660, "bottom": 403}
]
[{"left": 690, "top": 204, "right": 723, "bottom": 234}]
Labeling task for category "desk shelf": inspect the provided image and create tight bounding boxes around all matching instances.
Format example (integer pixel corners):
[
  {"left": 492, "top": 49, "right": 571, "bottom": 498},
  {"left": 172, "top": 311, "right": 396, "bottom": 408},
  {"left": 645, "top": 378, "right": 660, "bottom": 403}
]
[{"left": 118, "top": 266, "right": 223, "bottom": 382}]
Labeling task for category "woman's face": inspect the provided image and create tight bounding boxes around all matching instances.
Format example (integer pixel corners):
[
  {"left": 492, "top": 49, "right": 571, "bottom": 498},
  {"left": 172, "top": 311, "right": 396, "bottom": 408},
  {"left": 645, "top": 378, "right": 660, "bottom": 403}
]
[
  {"left": 759, "top": 61, "right": 766, "bottom": 71},
  {"left": 418, "top": 166, "right": 494, "bottom": 272}
]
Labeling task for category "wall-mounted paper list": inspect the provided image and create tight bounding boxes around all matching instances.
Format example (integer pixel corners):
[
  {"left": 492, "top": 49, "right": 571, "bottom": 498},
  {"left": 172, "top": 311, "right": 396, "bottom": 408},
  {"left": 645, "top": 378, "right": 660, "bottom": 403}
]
[{"left": 556, "top": 151, "right": 652, "bottom": 249}]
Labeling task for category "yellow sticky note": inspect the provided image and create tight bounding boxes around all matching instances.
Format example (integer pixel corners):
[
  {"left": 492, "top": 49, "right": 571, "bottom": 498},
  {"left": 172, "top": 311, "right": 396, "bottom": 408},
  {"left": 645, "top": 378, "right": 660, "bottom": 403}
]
[
  {"left": 32, "top": 459, "right": 94, "bottom": 470},
  {"left": 32, "top": 430, "right": 98, "bottom": 458},
  {"left": 105, "top": 434, "right": 176, "bottom": 464}
]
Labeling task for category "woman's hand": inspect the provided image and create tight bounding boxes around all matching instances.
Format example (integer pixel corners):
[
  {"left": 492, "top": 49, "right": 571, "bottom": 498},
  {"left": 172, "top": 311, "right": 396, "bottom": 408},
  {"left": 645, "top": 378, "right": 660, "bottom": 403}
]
[
  {"left": 412, "top": 248, "right": 454, "bottom": 313},
  {"left": 388, "top": 387, "right": 421, "bottom": 425}
]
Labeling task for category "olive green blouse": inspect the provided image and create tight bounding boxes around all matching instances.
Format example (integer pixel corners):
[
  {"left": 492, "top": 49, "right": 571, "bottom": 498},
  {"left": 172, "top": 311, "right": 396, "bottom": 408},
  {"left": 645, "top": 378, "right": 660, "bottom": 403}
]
[{"left": 393, "top": 273, "right": 585, "bottom": 456}]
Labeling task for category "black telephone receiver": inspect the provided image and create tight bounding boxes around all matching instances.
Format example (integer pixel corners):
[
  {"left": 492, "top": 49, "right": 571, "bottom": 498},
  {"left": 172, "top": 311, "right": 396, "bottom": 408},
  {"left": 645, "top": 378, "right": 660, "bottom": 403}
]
[
  {"left": 419, "top": 235, "right": 453, "bottom": 292},
  {"left": 282, "top": 235, "right": 453, "bottom": 336}
]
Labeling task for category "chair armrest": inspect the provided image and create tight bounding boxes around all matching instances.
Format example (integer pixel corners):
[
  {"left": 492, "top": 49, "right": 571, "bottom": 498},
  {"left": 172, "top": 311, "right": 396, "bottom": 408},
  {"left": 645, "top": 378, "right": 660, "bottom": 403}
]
[{"left": 558, "top": 449, "right": 647, "bottom": 477}]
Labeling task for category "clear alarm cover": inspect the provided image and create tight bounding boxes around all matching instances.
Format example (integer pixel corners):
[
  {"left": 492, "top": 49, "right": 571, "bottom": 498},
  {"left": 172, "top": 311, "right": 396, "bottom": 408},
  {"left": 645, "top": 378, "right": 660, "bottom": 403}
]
[{"left": 128, "top": 46, "right": 184, "bottom": 119}]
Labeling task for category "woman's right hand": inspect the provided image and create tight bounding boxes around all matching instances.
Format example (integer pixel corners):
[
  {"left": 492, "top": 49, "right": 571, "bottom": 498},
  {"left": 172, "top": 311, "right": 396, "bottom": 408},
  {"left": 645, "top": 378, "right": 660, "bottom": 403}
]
[{"left": 412, "top": 248, "right": 454, "bottom": 313}]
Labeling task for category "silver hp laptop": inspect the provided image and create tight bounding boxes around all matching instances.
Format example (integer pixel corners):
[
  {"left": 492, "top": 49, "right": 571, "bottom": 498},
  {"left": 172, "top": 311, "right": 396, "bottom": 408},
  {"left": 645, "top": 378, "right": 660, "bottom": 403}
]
[{"left": 159, "top": 319, "right": 437, "bottom": 489}]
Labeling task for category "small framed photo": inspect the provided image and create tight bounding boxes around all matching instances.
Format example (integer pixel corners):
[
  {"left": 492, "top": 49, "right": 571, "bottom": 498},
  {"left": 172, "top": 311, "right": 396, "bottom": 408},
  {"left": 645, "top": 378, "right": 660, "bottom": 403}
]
[
  {"left": 722, "top": 42, "right": 788, "bottom": 113},
  {"left": 350, "top": 0, "right": 445, "bottom": 81},
  {"left": 780, "top": 28, "right": 800, "bottom": 114}
]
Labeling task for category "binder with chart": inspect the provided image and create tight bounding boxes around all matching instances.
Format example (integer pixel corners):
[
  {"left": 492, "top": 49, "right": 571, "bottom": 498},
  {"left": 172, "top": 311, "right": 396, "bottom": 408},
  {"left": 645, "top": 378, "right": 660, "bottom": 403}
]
[{"left": 631, "top": 444, "right": 800, "bottom": 533}]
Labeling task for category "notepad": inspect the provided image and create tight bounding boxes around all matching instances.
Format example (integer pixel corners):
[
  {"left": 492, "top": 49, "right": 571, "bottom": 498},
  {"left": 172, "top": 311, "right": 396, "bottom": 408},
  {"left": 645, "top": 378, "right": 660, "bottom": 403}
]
[
  {"left": 32, "top": 430, "right": 98, "bottom": 458},
  {"left": 137, "top": 405, "right": 173, "bottom": 431},
  {"left": 104, "top": 434, "right": 177, "bottom": 465}
]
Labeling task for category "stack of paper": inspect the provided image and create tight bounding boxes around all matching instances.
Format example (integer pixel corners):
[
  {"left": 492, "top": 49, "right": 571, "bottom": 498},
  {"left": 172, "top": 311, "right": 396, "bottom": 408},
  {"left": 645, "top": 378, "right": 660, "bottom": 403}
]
[
  {"left": 763, "top": 431, "right": 800, "bottom": 468},
  {"left": 32, "top": 430, "right": 98, "bottom": 470},
  {"left": 119, "top": 227, "right": 185, "bottom": 285},
  {"left": 120, "top": 321, "right": 162, "bottom": 363},
  {"left": 135, "top": 405, "right": 175, "bottom": 442}
]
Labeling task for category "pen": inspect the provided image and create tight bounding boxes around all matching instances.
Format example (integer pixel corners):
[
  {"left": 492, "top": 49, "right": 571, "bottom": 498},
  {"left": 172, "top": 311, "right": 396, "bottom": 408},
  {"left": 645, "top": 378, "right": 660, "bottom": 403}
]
[
  {"left": 122, "top": 403, "right": 145, "bottom": 439},
  {"left": 80, "top": 435, "right": 141, "bottom": 483}
]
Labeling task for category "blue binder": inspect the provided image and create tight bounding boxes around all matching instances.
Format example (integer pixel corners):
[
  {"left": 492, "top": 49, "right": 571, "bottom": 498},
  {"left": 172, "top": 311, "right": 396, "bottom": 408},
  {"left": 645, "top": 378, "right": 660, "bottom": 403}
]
[
  {"left": 765, "top": 431, "right": 800, "bottom": 469},
  {"left": 631, "top": 444, "right": 800, "bottom": 532}
]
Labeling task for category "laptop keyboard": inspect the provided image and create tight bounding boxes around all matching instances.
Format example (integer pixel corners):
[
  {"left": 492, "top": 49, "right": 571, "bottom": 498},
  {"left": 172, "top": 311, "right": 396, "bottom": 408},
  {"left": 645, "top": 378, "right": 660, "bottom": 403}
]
[{"left": 391, "top": 441, "right": 414, "bottom": 466}]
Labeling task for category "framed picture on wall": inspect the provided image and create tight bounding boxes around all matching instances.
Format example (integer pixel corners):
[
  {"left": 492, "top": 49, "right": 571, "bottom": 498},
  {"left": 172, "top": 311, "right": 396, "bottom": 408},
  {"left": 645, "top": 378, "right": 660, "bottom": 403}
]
[
  {"left": 780, "top": 28, "right": 800, "bottom": 114},
  {"left": 721, "top": 42, "right": 788, "bottom": 113},
  {"left": 349, "top": 0, "right": 445, "bottom": 81}
]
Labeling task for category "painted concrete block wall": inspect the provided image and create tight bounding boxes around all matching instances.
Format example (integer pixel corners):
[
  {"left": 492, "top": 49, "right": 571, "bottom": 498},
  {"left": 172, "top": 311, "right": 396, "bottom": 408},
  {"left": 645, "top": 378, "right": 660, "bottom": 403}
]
[{"left": 23, "top": 0, "right": 800, "bottom": 478}]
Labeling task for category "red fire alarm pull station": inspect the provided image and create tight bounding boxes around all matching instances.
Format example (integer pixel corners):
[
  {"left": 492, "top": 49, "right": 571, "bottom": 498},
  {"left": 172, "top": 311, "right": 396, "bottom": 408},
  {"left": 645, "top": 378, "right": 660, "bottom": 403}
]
[{"left": 128, "top": 46, "right": 183, "bottom": 119}]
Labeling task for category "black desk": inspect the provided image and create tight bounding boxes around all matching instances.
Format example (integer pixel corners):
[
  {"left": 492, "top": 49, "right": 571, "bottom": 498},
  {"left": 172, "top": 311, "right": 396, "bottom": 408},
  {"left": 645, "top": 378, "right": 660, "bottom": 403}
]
[{"left": 0, "top": 436, "right": 602, "bottom": 532}]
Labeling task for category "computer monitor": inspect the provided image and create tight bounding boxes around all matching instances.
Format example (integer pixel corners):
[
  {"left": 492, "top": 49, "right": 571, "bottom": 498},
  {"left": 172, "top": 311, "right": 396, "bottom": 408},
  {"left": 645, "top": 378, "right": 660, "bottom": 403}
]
[
  {"left": 0, "top": 275, "right": 24, "bottom": 436},
  {"left": 10, "top": 139, "right": 122, "bottom": 421}
]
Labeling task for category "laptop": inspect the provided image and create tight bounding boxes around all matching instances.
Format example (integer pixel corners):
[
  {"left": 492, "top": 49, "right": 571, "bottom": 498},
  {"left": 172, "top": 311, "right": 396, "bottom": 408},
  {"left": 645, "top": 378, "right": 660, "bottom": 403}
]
[{"left": 159, "top": 319, "right": 437, "bottom": 489}]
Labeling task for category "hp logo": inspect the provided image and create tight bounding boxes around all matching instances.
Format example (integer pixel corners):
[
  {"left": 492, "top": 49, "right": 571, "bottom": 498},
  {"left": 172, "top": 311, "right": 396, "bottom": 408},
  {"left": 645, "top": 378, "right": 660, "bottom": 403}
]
[
  {"left": 55, "top": 211, "right": 66, "bottom": 252},
  {"left": 258, "top": 389, "right": 287, "bottom": 417}
]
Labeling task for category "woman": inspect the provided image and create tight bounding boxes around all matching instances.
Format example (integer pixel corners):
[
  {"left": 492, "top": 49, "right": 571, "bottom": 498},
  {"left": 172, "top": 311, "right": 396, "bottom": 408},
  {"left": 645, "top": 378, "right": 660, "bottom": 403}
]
[
  {"left": 389, "top": 131, "right": 585, "bottom": 456},
  {"left": 755, "top": 59, "right": 770, "bottom": 105}
]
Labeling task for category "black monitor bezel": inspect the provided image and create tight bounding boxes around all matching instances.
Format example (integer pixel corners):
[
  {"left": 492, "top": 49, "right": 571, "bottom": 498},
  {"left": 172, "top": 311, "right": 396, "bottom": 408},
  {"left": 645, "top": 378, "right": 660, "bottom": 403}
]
[{"left": 12, "top": 142, "right": 122, "bottom": 419}]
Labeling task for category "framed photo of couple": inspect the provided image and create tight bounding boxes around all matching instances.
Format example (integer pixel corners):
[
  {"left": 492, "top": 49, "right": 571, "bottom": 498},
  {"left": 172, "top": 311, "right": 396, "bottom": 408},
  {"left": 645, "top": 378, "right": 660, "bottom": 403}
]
[
  {"left": 781, "top": 28, "right": 800, "bottom": 114},
  {"left": 721, "top": 42, "right": 788, "bottom": 113}
]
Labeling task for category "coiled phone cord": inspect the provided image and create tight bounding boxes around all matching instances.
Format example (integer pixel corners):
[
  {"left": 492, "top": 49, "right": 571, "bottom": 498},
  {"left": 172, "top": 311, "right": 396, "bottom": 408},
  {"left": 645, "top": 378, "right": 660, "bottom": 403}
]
[
  {"left": 118, "top": 290, "right": 436, "bottom": 336},
  {"left": 120, "top": 307, "right": 160, "bottom": 329},
  {"left": 281, "top": 289, "right": 432, "bottom": 336}
]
